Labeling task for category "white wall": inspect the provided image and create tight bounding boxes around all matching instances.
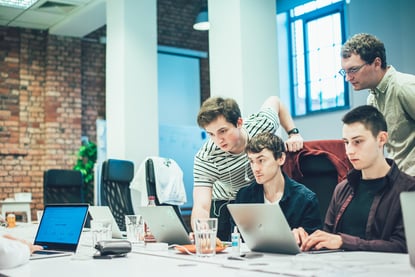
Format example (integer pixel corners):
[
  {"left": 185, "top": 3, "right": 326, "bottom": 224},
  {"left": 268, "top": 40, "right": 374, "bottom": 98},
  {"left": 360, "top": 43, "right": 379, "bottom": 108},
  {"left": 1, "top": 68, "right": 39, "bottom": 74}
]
[{"left": 278, "top": 0, "right": 415, "bottom": 141}]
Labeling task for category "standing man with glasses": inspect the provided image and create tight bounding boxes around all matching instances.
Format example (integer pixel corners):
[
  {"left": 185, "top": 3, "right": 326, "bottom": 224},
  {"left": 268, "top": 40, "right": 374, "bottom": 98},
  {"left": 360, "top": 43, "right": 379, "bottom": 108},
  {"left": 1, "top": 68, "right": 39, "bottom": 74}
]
[{"left": 339, "top": 33, "right": 415, "bottom": 176}]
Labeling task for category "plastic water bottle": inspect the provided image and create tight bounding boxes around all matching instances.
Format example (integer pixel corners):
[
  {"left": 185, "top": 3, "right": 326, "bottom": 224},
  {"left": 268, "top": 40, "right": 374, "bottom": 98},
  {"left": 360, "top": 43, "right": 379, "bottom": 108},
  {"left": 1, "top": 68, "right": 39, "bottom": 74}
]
[
  {"left": 231, "top": 226, "right": 240, "bottom": 256},
  {"left": 145, "top": 196, "right": 157, "bottom": 242}
]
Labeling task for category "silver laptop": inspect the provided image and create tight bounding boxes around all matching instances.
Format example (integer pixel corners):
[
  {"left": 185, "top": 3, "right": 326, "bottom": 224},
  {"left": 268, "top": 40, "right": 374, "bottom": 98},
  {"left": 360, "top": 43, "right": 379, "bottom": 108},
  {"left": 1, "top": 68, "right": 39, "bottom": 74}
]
[
  {"left": 227, "top": 203, "right": 301, "bottom": 254},
  {"left": 227, "top": 203, "right": 341, "bottom": 255},
  {"left": 88, "top": 206, "right": 125, "bottom": 239},
  {"left": 136, "top": 206, "right": 191, "bottom": 245},
  {"left": 30, "top": 204, "right": 89, "bottom": 260},
  {"left": 400, "top": 191, "right": 415, "bottom": 268}
]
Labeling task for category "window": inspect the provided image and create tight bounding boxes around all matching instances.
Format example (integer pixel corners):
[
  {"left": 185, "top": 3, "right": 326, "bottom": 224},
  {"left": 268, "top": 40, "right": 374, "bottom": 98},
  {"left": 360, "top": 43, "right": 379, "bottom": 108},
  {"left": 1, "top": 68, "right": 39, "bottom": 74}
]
[{"left": 288, "top": 0, "right": 348, "bottom": 116}]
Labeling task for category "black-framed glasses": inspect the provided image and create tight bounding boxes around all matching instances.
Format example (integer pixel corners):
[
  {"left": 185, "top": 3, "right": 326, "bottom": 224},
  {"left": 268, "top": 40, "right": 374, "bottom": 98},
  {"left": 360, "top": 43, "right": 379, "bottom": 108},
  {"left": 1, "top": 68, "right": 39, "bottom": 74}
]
[{"left": 338, "top": 63, "right": 368, "bottom": 77}]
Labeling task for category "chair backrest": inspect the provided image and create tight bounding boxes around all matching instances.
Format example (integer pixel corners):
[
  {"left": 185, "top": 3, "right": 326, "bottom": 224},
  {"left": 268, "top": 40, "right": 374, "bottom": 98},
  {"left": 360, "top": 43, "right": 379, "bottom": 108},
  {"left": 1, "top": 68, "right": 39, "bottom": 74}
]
[
  {"left": 145, "top": 158, "right": 189, "bottom": 232},
  {"left": 282, "top": 140, "right": 353, "bottom": 223},
  {"left": 100, "top": 159, "right": 134, "bottom": 231},
  {"left": 43, "top": 169, "right": 85, "bottom": 205},
  {"left": 299, "top": 155, "right": 338, "bottom": 222}
]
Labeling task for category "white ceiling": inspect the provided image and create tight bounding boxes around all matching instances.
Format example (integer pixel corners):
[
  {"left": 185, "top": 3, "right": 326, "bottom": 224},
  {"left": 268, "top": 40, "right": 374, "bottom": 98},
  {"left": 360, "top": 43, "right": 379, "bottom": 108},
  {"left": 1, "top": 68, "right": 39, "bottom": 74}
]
[{"left": 0, "top": 0, "right": 106, "bottom": 37}]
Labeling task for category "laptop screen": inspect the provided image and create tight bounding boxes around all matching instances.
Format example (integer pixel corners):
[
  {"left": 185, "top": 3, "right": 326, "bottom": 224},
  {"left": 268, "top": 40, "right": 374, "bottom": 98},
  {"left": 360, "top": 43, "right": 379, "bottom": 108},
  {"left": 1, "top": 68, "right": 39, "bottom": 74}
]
[{"left": 34, "top": 204, "right": 89, "bottom": 251}]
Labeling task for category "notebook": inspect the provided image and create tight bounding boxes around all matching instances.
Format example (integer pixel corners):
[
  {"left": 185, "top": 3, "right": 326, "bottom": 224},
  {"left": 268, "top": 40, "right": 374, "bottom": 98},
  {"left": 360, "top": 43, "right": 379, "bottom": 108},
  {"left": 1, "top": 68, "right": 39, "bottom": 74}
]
[
  {"left": 400, "top": 191, "right": 415, "bottom": 268},
  {"left": 30, "top": 204, "right": 89, "bottom": 260},
  {"left": 136, "top": 206, "right": 191, "bottom": 245},
  {"left": 88, "top": 206, "right": 125, "bottom": 239},
  {"left": 227, "top": 203, "right": 341, "bottom": 255}
]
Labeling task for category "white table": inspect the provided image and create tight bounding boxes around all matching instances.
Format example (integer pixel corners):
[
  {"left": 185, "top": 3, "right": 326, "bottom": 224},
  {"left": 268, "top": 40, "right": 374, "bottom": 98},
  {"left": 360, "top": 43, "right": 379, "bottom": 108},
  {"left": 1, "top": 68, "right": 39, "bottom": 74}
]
[
  {"left": 1, "top": 225, "right": 414, "bottom": 277},
  {"left": 0, "top": 200, "right": 32, "bottom": 223}
]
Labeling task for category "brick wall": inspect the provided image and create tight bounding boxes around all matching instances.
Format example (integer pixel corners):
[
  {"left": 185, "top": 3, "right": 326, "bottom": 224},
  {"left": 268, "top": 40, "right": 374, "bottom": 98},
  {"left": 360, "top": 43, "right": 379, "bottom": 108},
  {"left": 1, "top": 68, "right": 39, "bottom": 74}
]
[{"left": 0, "top": 0, "right": 210, "bottom": 219}]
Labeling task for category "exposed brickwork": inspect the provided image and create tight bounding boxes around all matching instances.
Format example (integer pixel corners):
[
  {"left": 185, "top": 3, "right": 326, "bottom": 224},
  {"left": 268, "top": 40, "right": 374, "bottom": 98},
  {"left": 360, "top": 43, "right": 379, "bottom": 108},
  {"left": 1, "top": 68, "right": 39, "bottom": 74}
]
[
  {"left": 82, "top": 27, "right": 106, "bottom": 142},
  {"left": 0, "top": 0, "right": 209, "bottom": 220}
]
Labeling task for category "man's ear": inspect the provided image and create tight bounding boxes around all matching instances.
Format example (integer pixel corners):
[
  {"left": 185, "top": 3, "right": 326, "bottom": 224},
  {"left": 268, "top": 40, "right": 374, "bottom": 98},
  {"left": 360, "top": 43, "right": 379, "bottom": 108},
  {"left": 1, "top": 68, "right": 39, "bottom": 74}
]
[
  {"left": 378, "top": 131, "right": 388, "bottom": 147},
  {"left": 278, "top": 152, "right": 286, "bottom": 166},
  {"left": 236, "top": 117, "right": 243, "bottom": 128}
]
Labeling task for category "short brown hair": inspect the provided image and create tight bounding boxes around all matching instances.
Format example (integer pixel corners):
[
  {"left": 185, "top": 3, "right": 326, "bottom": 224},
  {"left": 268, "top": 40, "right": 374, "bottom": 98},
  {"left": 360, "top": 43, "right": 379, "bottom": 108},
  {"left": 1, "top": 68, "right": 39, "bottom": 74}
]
[
  {"left": 245, "top": 132, "right": 286, "bottom": 160},
  {"left": 197, "top": 97, "right": 241, "bottom": 128},
  {"left": 341, "top": 33, "right": 387, "bottom": 69}
]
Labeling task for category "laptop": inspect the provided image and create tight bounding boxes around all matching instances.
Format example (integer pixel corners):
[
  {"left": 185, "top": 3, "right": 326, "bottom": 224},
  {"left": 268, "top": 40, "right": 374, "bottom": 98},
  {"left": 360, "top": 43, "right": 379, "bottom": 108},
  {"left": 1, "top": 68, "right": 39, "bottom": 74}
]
[
  {"left": 88, "top": 206, "right": 125, "bottom": 239},
  {"left": 400, "top": 191, "right": 415, "bottom": 268},
  {"left": 227, "top": 203, "right": 341, "bottom": 255},
  {"left": 136, "top": 206, "right": 191, "bottom": 245},
  {"left": 30, "top": 204, "right": 89, "bottom": 260}
]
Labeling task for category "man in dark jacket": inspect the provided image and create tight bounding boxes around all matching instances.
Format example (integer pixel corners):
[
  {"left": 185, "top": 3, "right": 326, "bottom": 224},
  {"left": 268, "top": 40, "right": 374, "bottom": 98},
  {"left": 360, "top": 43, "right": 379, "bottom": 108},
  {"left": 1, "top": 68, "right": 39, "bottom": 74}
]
[
  {"left": 295, "top": 105, "right": 415, "bottom": 253},
  {"left": 235, "top": 132, "right": 321, "bottom": 234}
]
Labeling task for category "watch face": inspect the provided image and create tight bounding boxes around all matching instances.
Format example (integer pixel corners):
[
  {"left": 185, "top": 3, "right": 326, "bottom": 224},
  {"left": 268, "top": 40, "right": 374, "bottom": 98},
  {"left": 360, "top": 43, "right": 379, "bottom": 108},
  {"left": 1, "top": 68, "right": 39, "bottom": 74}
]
[{"left": 289, "top": 128, "right": 299, "bottom": 135}]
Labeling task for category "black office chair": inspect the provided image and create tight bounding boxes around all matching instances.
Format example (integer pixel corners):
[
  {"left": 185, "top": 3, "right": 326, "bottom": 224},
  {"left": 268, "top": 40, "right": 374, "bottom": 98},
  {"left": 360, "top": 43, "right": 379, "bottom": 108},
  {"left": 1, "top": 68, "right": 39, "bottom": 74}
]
[
  {"left": 145, "top": 158, "right": 190, "bottom": 232},
  {"left": 298, "top": 155, "right": 339, "bottom": 222},
  {"left": 43, "top": 169, "right": 85, "bottom": 205},
  {"left": 100, "top": 158, "right": 135, "bottom": 232}
]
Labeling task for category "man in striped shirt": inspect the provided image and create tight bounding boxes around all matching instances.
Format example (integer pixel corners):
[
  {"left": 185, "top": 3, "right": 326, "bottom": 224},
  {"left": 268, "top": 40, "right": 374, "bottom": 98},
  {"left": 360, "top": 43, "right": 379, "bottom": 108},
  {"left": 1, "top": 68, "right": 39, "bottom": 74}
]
[{"left": 191, "top": 96, "right": 303, "bottom": 241}]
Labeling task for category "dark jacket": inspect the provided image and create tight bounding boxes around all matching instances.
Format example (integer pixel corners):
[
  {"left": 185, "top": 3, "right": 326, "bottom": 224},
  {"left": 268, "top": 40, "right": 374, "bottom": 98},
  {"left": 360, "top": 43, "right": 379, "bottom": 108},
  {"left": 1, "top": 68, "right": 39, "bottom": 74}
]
[
  {"left": 325, "top": 159, "right": 415, "bottom": 253},
  {"left": 235, "top": 173, "right": 322, "bottom": 234}
]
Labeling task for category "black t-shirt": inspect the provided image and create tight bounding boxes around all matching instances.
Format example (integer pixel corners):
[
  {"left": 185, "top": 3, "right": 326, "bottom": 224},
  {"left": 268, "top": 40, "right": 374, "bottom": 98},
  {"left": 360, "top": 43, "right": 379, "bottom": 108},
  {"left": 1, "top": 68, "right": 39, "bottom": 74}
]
[{"left": 338, "top": 178, "right": 386, "bottom": 239}]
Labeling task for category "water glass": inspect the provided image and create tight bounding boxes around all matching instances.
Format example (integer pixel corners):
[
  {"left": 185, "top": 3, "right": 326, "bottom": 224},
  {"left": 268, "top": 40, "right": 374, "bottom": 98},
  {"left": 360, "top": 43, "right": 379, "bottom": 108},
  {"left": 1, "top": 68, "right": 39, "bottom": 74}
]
[
  {"left": 125, "top": 214, "right": 145, "bottom": 245},
  {"left": 194, "top": 218, "right": 218, "bottom": 257},
  {"left": 91, "top": 219, "right": 112, "bottom": 247}
]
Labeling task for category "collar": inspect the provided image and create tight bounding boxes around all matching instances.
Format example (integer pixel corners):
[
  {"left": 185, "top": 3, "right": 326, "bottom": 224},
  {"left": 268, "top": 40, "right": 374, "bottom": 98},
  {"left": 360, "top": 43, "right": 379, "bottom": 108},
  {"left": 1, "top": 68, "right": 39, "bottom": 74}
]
[
  {"left": 369, "top": 65, "right": 395, "bottom": 95},
  {"left": 347, "top": 158, "right": 398, "bottom": 191}
]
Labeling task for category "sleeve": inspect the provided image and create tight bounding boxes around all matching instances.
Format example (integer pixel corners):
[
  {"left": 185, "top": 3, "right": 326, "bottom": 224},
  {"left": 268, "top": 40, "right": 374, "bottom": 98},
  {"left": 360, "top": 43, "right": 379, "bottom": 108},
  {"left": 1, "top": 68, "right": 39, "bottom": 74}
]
[
  {"left": 0, "top": 237, "right": 31, "bottom": 269},
  {"left": 339, "top": 230, "right": 407, "bottom": 253},
  {"left": 299, "top": 195, "right": 322, "bottom": 234},
  {"left": 397, "top": 83, "right": 415, "bottom": 120}
]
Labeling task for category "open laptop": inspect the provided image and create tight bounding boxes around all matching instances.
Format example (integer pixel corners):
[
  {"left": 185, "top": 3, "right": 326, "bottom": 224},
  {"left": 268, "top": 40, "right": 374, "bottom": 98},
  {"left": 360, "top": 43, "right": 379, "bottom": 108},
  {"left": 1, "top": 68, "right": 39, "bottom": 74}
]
[
  {"left": 400, "top": 191, "right": 415, "bottom": 268},
  {"left": 88, "top": 206, "right": 125, "bottom": 239},
  {"left": 136, "top": 206, "right": 191, "bottom": 245},
  {"left": 227, "top": 203, "right": 341, "bottom": 255},
  {"left": 30, "top": 204, "right": 89, "bottom": 260}
]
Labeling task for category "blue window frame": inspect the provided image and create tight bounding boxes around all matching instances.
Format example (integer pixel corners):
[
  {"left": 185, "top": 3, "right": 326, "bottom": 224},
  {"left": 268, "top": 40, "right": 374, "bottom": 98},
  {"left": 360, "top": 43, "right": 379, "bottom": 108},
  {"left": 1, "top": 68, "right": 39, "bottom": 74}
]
[{"left": 288, "top": 0, "right": 348, "bottom": 117}]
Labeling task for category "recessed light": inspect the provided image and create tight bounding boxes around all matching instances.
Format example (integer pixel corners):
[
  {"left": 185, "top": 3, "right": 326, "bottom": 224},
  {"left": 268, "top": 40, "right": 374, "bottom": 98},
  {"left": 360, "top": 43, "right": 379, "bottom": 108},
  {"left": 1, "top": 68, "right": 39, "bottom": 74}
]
[{"left": 0, "top": 0, "right": 39, "bottom": 9}]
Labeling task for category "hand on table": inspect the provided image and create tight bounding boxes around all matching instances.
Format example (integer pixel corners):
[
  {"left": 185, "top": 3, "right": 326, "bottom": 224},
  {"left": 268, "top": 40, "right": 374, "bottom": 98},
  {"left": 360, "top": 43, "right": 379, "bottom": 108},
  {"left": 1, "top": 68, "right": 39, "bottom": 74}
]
[
  {"left": 292, "top": 227, "right": 308, "bottom": 246},
  {"left": 299, "top": 230, "right": 342, "bottom": 251},
  {"left": 2, "top": 234, "right": 43, "bottom": 253}
]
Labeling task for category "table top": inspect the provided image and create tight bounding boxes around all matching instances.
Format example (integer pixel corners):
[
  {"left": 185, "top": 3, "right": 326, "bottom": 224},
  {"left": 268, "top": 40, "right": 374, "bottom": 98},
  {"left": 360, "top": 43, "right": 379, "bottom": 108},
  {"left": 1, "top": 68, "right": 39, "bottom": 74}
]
[{"left": 1, "top": 224, "right": 414, "bottom": 277}]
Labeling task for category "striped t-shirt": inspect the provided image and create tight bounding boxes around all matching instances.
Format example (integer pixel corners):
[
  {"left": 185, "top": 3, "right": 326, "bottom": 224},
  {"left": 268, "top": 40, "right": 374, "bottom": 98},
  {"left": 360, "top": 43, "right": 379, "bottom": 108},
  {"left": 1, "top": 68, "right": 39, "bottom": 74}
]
[{"left": 193, "top": 108, "right": 280, "bottom": 200}]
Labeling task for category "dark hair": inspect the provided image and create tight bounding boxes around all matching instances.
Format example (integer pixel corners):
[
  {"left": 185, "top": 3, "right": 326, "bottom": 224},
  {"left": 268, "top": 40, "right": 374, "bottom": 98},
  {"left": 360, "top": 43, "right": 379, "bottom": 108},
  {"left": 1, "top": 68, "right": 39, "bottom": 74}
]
[
  {"left": 245, "top": 132, "right": 286, "bottom": 160},
  {"left": 341, "top": 33, "right": 387, "bottom": 69},
  {"left": 197, "top": 97, "right": 241, "bottom": 128},
  {"left": 342, "top": 105, "right": 387, "bottom": 137}
]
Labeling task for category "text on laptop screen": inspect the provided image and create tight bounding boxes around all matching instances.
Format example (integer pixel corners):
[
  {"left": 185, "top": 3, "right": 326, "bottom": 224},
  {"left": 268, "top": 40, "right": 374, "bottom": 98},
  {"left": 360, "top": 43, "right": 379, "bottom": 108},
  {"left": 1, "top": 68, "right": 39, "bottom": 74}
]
[{"left": 36, "top": 206, "right": 88, "bottom": 244}]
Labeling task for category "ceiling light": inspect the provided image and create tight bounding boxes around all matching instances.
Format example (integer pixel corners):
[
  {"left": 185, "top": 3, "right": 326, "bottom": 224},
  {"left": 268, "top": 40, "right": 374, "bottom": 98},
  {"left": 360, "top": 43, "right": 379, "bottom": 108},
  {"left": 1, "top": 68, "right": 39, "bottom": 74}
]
[
  {"left": 193, "top": 7, "right": 209, "bottom": 31},
  {"left": 0, "top": 0, "right": 39, "bottom": 9}
]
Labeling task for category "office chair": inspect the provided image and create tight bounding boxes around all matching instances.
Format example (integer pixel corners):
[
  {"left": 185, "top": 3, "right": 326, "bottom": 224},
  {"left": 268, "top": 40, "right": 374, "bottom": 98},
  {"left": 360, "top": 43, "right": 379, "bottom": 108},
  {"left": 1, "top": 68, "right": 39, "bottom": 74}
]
[
  {"left": 283, "top": 140, "right": 353, "bottom": 223},
  {"left": 298, "top": 155, "right": 339, "bottom": 222},
  {"left": 43, "top": 169, "right": 85, "bottom": 205},
  {"left": 100, "top": 158, "right": 135, "bottom": 232},
  {"left": 145, "top": 158, "right": 190, "bottom": 232}
]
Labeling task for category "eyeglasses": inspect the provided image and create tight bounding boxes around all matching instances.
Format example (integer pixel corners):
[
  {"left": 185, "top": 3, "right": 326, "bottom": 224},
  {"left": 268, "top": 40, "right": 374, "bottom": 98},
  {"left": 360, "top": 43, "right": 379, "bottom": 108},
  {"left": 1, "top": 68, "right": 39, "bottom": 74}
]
[{"left": 338, "top": 63, "right": 368, "bottom": 77}]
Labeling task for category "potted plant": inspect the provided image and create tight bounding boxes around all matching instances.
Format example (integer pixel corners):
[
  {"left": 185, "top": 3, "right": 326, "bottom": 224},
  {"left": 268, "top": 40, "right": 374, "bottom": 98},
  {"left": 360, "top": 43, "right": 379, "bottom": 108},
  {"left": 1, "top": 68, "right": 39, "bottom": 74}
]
[{"left": 74, "top": 141, "right": 97, "bottom": 205}]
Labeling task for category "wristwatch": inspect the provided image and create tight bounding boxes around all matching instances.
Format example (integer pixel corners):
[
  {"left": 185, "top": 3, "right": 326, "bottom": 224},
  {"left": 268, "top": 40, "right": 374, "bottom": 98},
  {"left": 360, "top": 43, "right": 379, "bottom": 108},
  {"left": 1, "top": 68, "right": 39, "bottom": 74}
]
[{"left": 287, "top": 128, "right": 299, "bottom": 136}]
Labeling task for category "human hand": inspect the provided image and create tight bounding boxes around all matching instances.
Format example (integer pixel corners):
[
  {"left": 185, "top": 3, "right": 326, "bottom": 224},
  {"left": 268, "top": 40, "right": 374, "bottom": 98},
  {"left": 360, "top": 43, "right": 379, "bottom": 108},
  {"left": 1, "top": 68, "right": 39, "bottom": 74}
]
[
  {"left": 300, "top": 230, "right": 342, "bottom": 251},
  {"left": 2, "top": 234, "right": 43, "bottom": 254},
  {"left": 292, "top": 227, "right": 308, "bottom": 246},
  {"left": 285, "top": 134, "right": 304, "bottom": 152}
]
